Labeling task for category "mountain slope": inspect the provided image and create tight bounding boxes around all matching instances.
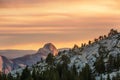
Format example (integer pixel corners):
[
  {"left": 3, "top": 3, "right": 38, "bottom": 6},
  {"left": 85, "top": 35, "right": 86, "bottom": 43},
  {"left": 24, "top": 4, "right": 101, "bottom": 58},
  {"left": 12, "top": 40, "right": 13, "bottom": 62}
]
[
  {"left": 0, "top": 56, "right": 20, "bottom": 74},
  {"left": 29, "top": 30, "right": 120, "bottom": 80},
  {"left": 52, "top": 33, "right": 120, "bottom": 77},
  {"left": 54, "top": 32, "right": 120, "bottom": 71},
  {"left": 12, "top": 43, "right": 58, "bottom": 67}
]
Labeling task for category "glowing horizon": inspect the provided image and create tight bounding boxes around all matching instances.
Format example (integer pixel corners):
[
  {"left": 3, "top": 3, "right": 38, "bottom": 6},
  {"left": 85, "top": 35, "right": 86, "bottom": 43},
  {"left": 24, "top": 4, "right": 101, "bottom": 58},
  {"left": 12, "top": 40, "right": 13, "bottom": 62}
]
[{"left": 0, "top": 0, "right": 120, "bottom": 50}]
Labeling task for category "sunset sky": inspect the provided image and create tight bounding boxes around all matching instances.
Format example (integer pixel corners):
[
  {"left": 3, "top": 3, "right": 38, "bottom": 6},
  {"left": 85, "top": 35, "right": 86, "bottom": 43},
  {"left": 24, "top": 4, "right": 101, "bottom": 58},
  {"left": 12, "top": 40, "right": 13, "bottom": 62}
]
[{"left": 0, "top": 0, "right": 120, "bottom": 50}]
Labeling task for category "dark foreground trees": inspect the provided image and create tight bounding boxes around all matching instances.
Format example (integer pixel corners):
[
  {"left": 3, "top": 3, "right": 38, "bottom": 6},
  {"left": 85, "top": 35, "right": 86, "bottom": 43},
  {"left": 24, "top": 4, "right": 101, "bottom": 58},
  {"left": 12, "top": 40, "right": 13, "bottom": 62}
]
[{"left": 0, "top": 56, "right": 94, "bottom": 80}]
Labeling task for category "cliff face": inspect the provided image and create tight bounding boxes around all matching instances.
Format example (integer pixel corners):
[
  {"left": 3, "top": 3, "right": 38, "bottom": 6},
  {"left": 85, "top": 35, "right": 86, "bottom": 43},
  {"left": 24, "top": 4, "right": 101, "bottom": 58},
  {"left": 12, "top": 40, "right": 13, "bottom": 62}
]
[
  {"left": 38, "top": 43, "right": 58, "bottom": 56},
  {"left": 0, "top": 56, "right": 20, "bottom": 74}
]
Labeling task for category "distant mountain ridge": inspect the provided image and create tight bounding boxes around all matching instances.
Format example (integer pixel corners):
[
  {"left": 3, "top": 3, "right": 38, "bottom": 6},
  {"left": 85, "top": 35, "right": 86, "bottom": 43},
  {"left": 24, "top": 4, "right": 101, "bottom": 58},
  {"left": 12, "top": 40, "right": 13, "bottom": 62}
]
[
  {"left": 0, "top": 43, "right": 58, "bottom": 73},
  {"left": 0, "top": 50, "right": 36, "bottom": 59}
]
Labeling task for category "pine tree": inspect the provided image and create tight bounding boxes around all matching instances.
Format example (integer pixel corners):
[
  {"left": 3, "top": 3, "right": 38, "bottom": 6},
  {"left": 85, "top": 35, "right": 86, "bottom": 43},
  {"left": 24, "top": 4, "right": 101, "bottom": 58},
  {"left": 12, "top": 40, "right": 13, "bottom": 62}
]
[
  {"left": 116, "top": 54, "right": 120, "bottom": 70},
  {"left": 20, "top": 66, "right": 32, "bottom": 80},
  {"left": 61, "top": 55, "right": 70, "bottom": 69},
  {"left": 46, "top": 53, "right": 54, "bottom": 65},
  {"left": 107, "top": 74, "right": 110, "bottom": 80},
  {"left": 73, "top": 44, "right": 79, "bottom": 50},
  {"left": 72, "top": 65, "right": 77, "bottom": 75},
  {"left": 7, "top": 73, "right": 14, "bottom": 80},
  {"left": 80, "top": 64, "right": 92, "bottom": 80},
  {"left": 100, "top": 75, "right": 102, "bottom": 80},
  {"left": 95, "top": 56, "right": 105, "bottom": 74}
]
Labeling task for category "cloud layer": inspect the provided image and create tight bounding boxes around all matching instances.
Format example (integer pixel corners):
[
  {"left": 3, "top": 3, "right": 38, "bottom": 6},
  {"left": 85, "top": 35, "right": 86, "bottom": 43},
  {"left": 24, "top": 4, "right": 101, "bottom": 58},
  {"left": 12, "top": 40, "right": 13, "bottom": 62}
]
[{"left": 0, "top": 0, "right": 120, "bottom": 49}]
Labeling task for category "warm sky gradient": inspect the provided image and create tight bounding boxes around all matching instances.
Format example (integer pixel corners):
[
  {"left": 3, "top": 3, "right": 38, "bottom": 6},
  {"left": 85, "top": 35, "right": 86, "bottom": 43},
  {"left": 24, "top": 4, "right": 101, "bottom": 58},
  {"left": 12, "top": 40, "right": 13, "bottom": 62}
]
[{"left": 0, "top": 0, "right": 120, "bottom": 50}]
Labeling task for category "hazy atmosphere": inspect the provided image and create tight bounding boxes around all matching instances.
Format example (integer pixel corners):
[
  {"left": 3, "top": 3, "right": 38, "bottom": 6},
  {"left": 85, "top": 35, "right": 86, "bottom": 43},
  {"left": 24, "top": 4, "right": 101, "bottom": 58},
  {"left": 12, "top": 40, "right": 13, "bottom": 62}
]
[{"left": 0, "top": 0, "right": 120, "bottom": 50}]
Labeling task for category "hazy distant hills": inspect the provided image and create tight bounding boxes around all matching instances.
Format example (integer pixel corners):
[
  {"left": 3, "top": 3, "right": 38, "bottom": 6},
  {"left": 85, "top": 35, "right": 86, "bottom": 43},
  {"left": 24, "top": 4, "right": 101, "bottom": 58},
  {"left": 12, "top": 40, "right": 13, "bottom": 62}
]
[
  {"left": 13, "top": 43, "right": 58, "bottom": 67},
  {"left": 0, "top": 43, "right": 58, "bottom": 73},
  {"left": 0, "top": 50, "right": 36, "bottom": 59}
]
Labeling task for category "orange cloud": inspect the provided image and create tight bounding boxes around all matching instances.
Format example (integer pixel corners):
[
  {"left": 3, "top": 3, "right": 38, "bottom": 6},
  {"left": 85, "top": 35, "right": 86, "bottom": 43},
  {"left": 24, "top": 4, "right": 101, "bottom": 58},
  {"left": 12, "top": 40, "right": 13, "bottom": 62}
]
[{"left": 0, "top": 0, "right": 120, "bottom": 50}]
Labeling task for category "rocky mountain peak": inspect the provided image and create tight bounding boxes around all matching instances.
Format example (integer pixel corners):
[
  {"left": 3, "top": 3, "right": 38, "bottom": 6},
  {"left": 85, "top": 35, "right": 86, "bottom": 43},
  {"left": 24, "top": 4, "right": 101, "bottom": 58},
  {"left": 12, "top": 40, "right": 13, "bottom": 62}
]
[
  {"left": 38, "top": 43, "right": 58, "bottom": 56},
  {"left": 43, "top": 43, "right": 56, "bottom": 49}
]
